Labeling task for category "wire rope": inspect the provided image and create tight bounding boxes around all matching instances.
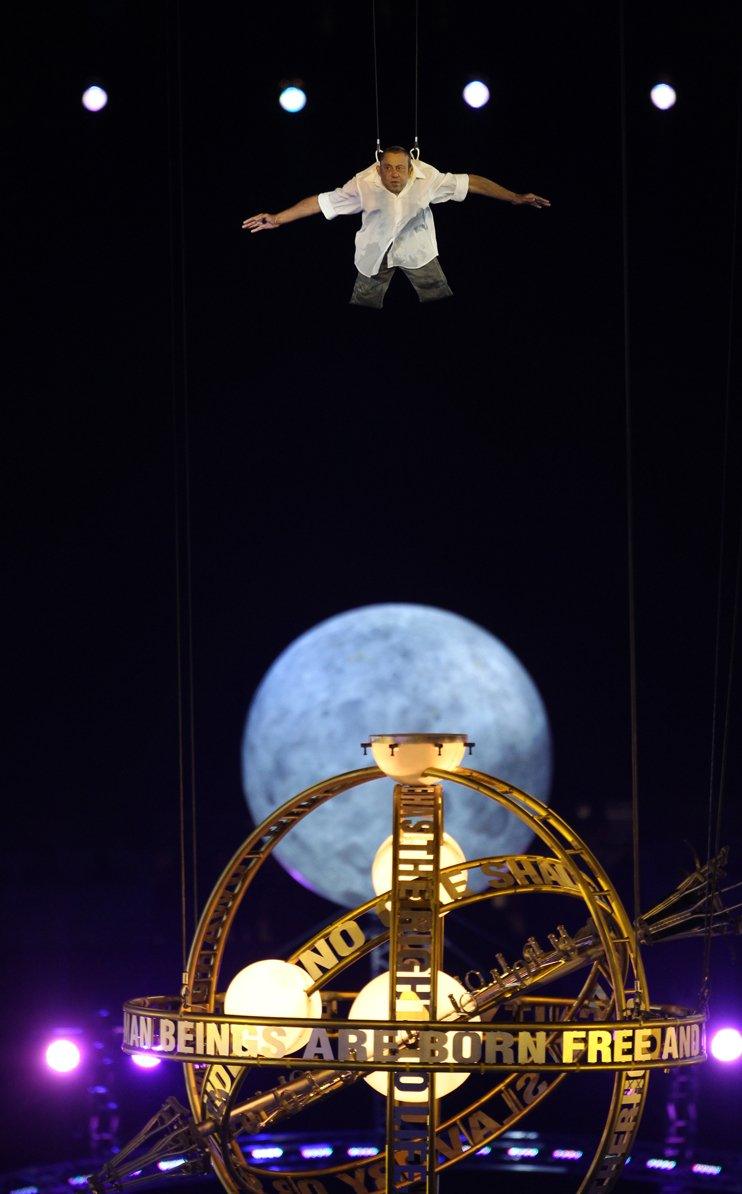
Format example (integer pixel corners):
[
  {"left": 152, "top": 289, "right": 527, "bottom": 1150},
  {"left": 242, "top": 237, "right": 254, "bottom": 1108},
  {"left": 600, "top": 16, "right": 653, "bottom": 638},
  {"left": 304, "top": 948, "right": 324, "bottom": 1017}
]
[
  {"left": 371, "top": 0, "right": 421, "bottom": 158},
  {"left": 700, "top": 40, "right": 742, "bottom": 1006},
  {"left": 618, "top": 0, "right": 642, "bottom": 932},
  {"left": 412, "top": 0, "right": 420, "bottom": 158},
  {"left": 167, "top": 0, "right": 199, "bottom": 971},
  {"left": 371, "top": 0, "right": 381, "bottom": 158}
]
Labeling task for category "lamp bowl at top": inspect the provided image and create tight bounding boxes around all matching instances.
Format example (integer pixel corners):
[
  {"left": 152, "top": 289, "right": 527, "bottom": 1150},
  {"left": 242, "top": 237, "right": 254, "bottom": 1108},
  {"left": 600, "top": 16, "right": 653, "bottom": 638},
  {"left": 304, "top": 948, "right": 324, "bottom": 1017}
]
[{"left": 366, "top": 733, "right": 470, "bottom": 785}]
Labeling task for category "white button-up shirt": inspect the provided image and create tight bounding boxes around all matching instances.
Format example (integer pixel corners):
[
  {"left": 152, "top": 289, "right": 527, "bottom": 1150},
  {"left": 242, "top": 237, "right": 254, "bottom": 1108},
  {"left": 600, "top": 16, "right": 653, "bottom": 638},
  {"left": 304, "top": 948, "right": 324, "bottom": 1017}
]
[{"left": 317, "top": 159, "right": 469, "bottom": 278}]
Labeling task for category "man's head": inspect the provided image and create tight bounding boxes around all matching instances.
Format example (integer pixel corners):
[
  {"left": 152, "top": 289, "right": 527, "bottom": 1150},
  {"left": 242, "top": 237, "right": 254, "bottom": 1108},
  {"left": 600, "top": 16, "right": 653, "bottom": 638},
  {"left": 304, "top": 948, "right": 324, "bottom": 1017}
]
[{"left": 377, "top": 146, "right": 413, "bottom": 193}]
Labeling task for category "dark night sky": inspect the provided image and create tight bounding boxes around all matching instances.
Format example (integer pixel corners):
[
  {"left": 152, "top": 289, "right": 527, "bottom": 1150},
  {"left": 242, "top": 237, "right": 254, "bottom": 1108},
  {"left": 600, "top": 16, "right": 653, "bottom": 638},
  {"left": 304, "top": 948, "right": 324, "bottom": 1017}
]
[{"left": 3, "top": 0, "right": 742, "bottom": 1177}]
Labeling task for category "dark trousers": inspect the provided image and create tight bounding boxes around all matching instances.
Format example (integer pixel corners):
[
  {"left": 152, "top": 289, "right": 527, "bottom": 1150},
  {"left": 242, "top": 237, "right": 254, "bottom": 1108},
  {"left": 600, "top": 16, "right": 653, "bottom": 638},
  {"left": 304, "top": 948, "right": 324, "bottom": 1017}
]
[{"left": 350, "top": 254, "right": 453, "bottom": 309}]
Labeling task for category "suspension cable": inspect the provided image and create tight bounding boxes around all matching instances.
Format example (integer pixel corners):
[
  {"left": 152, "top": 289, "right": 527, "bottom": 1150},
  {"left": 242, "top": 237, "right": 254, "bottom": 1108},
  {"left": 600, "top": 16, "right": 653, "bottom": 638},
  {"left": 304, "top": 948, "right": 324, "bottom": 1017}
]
[
  {"left": 715, "top": 523, "right": 742, "bottom": 851},
  {"left": 167, "top": 0, "right": 199, "bottom": 972},
  {"left": 618, "top": 0, "right": 641, "bottom": 929},
  {"left": 371, "top": 0, "right": 381, "bottom": 158},
  {"left": 700, "top": 45, "right": 742, "bottom": 1007},
  {"left": 412, "top": 0, "right": 420, "bottom": 158}
]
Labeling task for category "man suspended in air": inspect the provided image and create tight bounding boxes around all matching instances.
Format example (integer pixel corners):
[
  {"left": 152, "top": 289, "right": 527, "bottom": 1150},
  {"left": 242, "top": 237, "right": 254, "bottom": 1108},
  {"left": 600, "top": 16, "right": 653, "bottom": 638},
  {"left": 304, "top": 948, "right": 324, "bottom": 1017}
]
[{"left": 242, "top": 146, "right": 550, "bottom": 308}]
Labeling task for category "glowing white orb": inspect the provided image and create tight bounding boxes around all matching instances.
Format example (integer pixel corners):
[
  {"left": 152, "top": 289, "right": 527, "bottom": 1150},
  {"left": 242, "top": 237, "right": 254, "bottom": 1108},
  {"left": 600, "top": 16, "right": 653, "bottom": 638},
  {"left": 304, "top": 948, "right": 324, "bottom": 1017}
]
[
  {"left": 370, "top": 734, "right": 468, "bottom": 786},
  {"left": 224, "top": 959, "right": 321, "bottom": 1055},
  {"left": 279, "top": 86, "right": 306, "bottom": 113},
  {"left": 348, "top": 970, "right": 479, "bottom": 1100},
  {"left": 650, "top": 83, "right": 676, "bottom": 111},
  {"left": 710, "top": 1027, "right": 742, "bottom": 1063},
  {"left": 372, "top": 831, "right": 467, "bottom": 905},
  {"left": 131, "top": 1052, "right": 162, "bottom": 1069},
  {"left": 463, "top": 81, "right": 490, "bottom": 109},
  {"left": 45, "top": 1038, "right": 82, "bottom": 1073},
  {"left": 82, "top": 85, "right": 108, "bottom": 113}
]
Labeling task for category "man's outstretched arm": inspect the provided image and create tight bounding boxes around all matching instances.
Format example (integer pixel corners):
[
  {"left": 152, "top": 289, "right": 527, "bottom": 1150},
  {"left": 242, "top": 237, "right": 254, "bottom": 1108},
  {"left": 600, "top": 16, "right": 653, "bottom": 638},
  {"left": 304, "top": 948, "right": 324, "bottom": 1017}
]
[
  {"left": 468, "top": 174, "right": 550, "bottom": 208},
  {"left": 242, "top": 195, "right": 321, "bottom": 233}
]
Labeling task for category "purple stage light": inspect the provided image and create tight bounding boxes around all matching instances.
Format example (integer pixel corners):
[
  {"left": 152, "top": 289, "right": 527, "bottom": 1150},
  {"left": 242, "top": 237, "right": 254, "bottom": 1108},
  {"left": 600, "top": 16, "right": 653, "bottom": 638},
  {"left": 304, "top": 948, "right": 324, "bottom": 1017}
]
[
  {"left": 693, "top": 1163, "right": 722, "bottom": 1176},
  {"left": 553, "top": 1149, "right": 583, "bottom": 1161},
  {"left": 507, "top": 1146, "right": 539, "bottom": 1159},
  {"left": 710, "top": 1026, "right": 742, "bottom": 1062},
  {"left": 300, "top": 1145, "right": 333, "bottom": 1159},
  {"left": 347, "top": 1147, "right": 379, "bottom": 1158},
  {"left": 45, "top": 1037, "right": 82, "bottom": 1073},
  {"left": 250, "top": 1146, "right": 283, "bottom": 1160},
  {"left": 157, "top": 1158, "right": 186, "bottom": 1172},
  {"left": 131, "top": 1051, "right": 161, "bottom": 1069},
  {"left": 646, "top": 1158, "right": 676, "bottom": 1171}
]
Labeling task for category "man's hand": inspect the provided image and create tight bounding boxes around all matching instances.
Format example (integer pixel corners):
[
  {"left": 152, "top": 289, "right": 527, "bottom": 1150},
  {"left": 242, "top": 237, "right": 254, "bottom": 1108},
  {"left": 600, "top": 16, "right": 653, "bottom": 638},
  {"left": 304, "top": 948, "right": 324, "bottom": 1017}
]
[
  {"left": 511, "top": 193, "right": 551, "bottom": 209},
  {"left": 241, "top": 197, "right": 320, "bottom": 232},
  {"left": 242, "top": 212, "right": 281, "bottom": 232}
]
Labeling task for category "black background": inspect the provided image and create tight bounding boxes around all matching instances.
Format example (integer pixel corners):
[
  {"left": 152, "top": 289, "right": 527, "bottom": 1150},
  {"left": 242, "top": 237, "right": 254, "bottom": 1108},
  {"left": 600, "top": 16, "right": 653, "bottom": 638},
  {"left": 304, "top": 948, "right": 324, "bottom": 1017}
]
[{"left": 3, "top": 0, "right": 742, "bottom": 1177}]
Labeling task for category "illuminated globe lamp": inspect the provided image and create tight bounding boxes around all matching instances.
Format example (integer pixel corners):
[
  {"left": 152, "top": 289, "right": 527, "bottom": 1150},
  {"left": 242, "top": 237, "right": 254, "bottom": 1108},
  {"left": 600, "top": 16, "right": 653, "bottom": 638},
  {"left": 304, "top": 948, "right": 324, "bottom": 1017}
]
[
  {"left": 372, "top": 831, "right": 467, "bottom": 905},
  {"left": 224, "top": 959, "right": 322, "bottom": 1055},
  {"left": 348, "top": 970, "right": 480, "bottom": 1100},
  {"left": 367, "top": 732, "right": 470, "bottom": 785},
  {"left": 369, "top": 734, "right": 470, "bottom": 903}
]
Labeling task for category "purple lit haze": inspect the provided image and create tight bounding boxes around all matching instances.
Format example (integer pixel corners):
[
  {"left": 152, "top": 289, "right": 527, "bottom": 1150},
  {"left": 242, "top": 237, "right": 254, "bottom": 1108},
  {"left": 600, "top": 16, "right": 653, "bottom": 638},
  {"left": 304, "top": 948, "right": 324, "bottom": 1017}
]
[{"left": 131, "top": 1051, "right": 162, "bottom": 1069}]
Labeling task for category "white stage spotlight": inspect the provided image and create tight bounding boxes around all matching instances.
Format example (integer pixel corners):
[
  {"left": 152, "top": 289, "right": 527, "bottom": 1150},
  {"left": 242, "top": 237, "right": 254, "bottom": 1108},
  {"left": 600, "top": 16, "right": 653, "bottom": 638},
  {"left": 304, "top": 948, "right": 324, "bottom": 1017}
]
[
  {"left": 82, "top": 85, "right": 108, "bottom": 113},
  {"left": 463, "top": 80, "right": 490, "bottom": 109},
  {"left": 279, "top": 86, "right": 307, "bottom": 113},
  {"left": 650, "top": 83, "right": 676, "bottom": 111}
]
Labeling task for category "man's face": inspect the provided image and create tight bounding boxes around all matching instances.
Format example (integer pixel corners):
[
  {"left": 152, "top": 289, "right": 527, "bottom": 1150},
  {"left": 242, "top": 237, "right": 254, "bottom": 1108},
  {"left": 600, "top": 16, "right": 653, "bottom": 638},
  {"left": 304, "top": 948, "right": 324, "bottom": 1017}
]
[{"left": 377, "top": 152, "right": 412, "bottom": 194}]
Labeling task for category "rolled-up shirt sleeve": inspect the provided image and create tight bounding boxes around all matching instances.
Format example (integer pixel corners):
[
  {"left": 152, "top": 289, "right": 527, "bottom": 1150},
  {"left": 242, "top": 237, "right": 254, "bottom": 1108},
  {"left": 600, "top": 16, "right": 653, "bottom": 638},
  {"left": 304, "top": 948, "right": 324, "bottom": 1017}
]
[
  {"left": 429, "top": 171, "right": 469, "bottom": 204},
  {"left": 317, "top": 176, "right": 363, "bottom": 220}
]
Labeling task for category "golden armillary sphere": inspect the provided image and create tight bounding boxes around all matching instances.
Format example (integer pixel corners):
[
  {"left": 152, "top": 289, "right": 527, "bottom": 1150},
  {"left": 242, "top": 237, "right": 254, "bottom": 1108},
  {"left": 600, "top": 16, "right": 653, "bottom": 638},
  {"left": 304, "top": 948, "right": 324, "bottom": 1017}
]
[{"left": 92, "top": 733, "right": 711, "bottom": 1194}]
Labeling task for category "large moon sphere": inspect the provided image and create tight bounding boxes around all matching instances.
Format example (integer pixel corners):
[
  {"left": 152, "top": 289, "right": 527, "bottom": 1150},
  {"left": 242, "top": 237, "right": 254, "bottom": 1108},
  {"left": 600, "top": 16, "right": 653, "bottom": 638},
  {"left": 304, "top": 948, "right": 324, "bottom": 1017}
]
[{"left": 243, "top": 604, "right": 552, "bottom": 908}]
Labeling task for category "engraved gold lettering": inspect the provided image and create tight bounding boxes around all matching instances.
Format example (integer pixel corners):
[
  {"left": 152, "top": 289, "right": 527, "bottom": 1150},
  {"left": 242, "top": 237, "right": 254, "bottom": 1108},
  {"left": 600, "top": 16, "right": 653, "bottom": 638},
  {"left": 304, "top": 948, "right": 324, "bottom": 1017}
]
[
  {"left": 177, "top": 1020, "right": 194, "bottom": 1054},
  {"left": 159, "top": 1018, "right": 176, "bottom": 1051},
  {"left": 451, "top": 1030, "right": 482, "bottom": 1064},
  {"left": 436, "top": 1125, "right": 465, "bottom": 1160},
  {"left": 634, "top": 1028, "right": 659, "bottom": 1061},
  {"left": 516, "top": 1071, "right": 548, "bottom": 1104},
  {"left": 587, "top": 1029, "right": 612, "bottom": 1063},
  {"left": 562, "top": 1029, "right": 586, "bottom": 1063},
  {"left": 205, "top": 1021, "right": 230, "bottom": 1056},
  {"left": 662, "top": 1026, "right": 679, "bottom": 1060},
  {"left": 465, "top": 1109, "right": 501, "bottom": 1143},
  {"left": 301, "top": 1028, "right": 334, "bottom": 1060},
  {"left": 484, "top": 1031, "right": 515, "bottom": 1064},
  {"left": 479, "top": 860, "right": 514, "bottom": 889},
  {"left": 338, "top": 1029, "right": 369, "bottom": 1062}
]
